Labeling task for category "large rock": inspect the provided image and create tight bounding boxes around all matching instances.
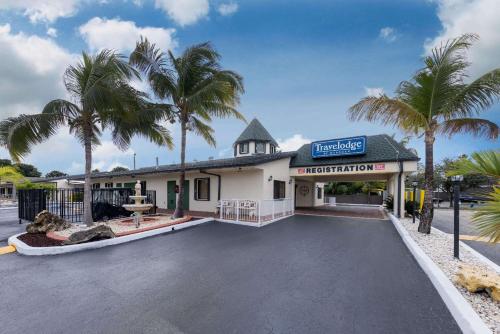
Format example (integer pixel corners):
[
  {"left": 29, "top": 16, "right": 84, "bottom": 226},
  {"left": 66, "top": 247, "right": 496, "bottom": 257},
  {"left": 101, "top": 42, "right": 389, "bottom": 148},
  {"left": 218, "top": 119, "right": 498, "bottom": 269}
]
[
  {"left": 26, "top": 210, "right": 71, "bottom": 234},
  {"left": 63, "top": 225, "right": 115, "bottom": 245},
  {"left": 455, "top": 264, "right": 500, "bottom": 302}
]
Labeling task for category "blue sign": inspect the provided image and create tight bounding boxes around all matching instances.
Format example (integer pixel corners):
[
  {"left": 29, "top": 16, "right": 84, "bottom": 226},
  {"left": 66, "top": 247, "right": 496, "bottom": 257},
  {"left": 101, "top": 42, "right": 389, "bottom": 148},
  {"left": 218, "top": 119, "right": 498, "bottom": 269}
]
[{"left": 311, "top": 136, "right": 366, "bottom": 158}]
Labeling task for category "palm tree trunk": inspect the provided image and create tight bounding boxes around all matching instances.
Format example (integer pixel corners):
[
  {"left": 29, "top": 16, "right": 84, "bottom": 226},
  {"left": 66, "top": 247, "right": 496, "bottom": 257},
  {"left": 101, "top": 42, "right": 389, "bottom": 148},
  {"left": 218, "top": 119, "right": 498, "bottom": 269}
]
[
  {"left": 173, "top": 118, "right": 187, "bottom": 218},
  {"left": 83, "top": 138, "right": 93, "bottom": 226},
  {"left": 418, "top": 131, "right": 435, "bottom": 233}
]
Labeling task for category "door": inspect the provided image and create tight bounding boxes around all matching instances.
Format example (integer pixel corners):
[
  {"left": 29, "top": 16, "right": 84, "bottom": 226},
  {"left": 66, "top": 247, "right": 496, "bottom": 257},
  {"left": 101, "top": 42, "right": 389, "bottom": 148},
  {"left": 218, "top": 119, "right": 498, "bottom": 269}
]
[
  {"left": 167, "top": 180, "right": 189, "bottom": 210},
  {"left": 167, "top": 181, "right": 176, "bottom": 210}
]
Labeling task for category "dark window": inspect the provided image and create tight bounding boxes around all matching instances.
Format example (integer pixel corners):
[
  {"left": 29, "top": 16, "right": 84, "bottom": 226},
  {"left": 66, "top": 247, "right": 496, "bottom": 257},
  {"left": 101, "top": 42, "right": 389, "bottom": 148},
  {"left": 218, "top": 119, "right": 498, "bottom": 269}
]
[
  {"left": 270, "top": 145, "right": 276, "bottom": 154},
  {"left": 273, "top": 180, "right": 286, "bottom": 199},
  {"left": 115, "top": 183, "right": 122, "bottom": 188},
  {"left": 255, "top": 142, "right": 265, "bottom": 154},
  {"left": 317, "top": 186, "right": 322, "bottom": 199},
  {"left": 194, "top": 178, "right": 210, "bottom": 201},
  {"left": 104, "top": 182, "right": 113, "bottom": 188},
  {"left": 239, "top": 142, "right": 249, "bottom": 154},
  {"left": 92, "top": 183, "right": 100, "bottom": 189}
]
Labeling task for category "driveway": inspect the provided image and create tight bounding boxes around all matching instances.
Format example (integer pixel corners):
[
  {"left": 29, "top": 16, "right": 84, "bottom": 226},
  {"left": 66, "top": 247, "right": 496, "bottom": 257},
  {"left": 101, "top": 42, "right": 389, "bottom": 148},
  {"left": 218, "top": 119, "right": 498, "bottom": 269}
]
[
  {"left": 432, "top": 209, "right": 500, "bottom": 266},
  {"left": 0, "top": 207, "right": 24, "bottom": 244},
  {"left": 0, "top": 216, "right": 459, "bottom": 334}
]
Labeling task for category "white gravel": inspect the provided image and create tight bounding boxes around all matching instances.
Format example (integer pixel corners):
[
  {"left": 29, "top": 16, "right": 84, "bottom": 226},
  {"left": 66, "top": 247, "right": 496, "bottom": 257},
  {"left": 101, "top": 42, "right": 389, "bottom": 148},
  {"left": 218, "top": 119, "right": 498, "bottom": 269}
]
[{"left": 400, "top": 217, "right": 499, "bottom": 333}]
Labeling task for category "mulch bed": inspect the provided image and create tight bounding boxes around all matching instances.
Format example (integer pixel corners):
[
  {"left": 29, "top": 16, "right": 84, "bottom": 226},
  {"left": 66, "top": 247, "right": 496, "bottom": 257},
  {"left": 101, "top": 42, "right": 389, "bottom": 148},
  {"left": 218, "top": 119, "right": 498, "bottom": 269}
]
[{"left": 18, "top": 233, "right": 63, "bottom": 247}]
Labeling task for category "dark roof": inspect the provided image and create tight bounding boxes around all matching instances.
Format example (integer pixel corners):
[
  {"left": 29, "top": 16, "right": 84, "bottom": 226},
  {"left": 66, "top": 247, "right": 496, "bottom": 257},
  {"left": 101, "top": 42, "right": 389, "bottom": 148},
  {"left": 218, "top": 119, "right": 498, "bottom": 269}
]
[
  {"left": 28, "top": 176, "right": 69, "bottom": 183},
  {"left": 290, "top": 134, "right": 419, "bottom": 167},
  {"left": 67, "top": 152, "right": 296, "bottom": 180},
  {"left": 234, "top": 118, "right": 278, "bottom": 146}
]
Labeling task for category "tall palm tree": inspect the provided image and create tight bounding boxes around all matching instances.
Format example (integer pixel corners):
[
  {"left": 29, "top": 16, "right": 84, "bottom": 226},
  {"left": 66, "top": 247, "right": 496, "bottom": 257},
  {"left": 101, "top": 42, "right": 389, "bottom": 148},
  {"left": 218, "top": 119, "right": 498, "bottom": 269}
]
[
  {"left": 0, "top": 50, "right": 173, "bottom": 226},
  {"left": 348, "top": 34, "right": 500, "bottom": 233},
  {"left": 130, "top": 38, "right": 245, "bottom": 218}
]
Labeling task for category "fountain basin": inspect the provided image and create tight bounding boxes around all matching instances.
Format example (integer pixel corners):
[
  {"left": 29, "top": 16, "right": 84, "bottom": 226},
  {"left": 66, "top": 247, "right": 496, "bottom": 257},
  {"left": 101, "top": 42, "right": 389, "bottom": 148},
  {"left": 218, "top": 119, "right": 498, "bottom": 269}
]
[{"left": 122, "top": 203, "right": 153, "bottom": 213}]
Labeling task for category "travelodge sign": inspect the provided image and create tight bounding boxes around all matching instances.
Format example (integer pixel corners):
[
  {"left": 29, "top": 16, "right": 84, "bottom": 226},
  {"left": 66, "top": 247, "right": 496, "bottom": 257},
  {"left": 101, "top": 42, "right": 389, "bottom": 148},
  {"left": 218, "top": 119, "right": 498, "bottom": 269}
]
[{"left": 311, "top": 136, "right": 366, "bottom": 158}]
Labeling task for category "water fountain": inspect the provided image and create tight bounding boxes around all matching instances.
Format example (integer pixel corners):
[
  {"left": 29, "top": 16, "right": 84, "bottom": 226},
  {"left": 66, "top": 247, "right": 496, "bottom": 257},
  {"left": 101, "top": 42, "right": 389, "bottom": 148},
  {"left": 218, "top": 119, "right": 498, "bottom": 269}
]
[{"left": 122, "top": 180, "right": 153, "bottom": 228}]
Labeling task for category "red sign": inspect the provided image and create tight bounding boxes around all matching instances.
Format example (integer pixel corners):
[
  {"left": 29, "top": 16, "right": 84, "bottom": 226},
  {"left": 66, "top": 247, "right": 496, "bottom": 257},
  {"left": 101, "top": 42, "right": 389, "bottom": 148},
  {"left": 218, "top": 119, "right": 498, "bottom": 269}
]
[
  {"left": 298, "top": 168, "right": 305, "bottom": 174},
  {"left": 375, "top": 164, "right": 385, "bottom": 170}
]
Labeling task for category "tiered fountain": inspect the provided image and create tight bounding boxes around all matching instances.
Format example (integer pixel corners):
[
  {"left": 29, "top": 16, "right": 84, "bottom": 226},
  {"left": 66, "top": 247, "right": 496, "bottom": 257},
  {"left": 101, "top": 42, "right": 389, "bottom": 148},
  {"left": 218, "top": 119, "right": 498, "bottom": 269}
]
[{"left": 122, "top": 180, "right": 153, "bottom": 228}]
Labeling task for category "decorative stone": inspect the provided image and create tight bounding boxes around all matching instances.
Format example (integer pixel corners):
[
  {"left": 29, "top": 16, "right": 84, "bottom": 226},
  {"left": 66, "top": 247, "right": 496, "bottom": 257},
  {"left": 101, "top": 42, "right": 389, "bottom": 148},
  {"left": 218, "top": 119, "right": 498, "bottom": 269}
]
[
  {"left": 26, "top": 210, "right": 71, "bottom": 234},
  {"left": 455, "top": 264, "right": 500, "bottom": 302},
  {"left": 63, "top": 225, "right": 115, "bottom": 245}
]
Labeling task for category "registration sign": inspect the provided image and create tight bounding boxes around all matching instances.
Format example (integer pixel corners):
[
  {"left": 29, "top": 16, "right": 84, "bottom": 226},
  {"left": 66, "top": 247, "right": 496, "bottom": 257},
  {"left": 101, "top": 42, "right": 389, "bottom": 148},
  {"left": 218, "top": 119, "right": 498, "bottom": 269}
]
[{"left": 311, "top": 136, "right": 366, "bottom": 158}]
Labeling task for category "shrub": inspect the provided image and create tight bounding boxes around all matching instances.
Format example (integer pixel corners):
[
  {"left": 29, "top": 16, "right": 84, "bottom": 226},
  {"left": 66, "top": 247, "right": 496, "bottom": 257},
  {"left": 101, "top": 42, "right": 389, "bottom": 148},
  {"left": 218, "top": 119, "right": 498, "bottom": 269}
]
[{"left": 385, "top": 195, "right": 394, "bottom": 211}]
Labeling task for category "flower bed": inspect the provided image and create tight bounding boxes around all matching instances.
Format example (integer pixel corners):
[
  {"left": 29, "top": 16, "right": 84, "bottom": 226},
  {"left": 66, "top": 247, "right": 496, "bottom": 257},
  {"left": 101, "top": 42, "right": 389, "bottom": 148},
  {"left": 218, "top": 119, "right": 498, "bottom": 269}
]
[{"left": 399, "top": 217, "right": 499, "bottom": 333}]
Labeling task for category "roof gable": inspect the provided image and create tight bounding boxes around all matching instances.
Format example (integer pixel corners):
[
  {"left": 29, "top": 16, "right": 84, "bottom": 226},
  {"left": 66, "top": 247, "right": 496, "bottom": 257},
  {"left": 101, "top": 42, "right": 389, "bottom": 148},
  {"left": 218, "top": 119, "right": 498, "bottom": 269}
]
[{"left": 234, "top": 118, "right": 278, "bottom": 146}]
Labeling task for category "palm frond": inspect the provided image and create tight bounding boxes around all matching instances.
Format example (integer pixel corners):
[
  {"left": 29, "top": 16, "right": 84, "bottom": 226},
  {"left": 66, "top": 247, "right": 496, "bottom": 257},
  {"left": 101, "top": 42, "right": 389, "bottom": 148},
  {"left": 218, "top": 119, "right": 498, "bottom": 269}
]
[
  {"left": 447, "top": 150, "right": 500, "bottom": 178},
  {"left": 472, "top": 186, "right": 500, "bottom": 243},
  {"left": 189, "top": 117, "right": 216, "bottom": 147},
  {"left": 348, "top": 95, "right": 428, "bottom": 134},
  {"left": 437, "top": 118, "right": 498, "bottom": 139}
]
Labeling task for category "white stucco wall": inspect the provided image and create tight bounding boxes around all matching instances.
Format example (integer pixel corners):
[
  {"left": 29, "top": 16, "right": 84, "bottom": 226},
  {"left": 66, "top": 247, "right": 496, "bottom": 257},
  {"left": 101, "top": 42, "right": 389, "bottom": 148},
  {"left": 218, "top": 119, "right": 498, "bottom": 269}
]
[
  {"left": 220, "top": 169, "right": 263, "bottom": 200},
  {"left": 260, "top": 158, "right": 292, "bottom": 200}
]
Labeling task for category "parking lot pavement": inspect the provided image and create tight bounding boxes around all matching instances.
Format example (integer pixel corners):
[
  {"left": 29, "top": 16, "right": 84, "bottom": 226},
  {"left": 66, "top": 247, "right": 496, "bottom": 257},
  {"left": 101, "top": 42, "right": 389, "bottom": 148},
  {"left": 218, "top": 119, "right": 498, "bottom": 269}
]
[
  {"left": 432, "top": 209, "right": 500, "bottom": 266},
  {"left": 0, "top": 207, "right": 24, "bottom": 244},
  {"left": 0, "top": 215, "right": 460, "bottom": 334}
]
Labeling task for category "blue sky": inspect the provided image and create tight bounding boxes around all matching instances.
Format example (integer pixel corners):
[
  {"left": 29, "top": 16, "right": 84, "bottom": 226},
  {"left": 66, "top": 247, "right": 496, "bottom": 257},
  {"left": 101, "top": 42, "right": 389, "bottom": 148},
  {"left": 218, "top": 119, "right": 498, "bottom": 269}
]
[{"left": 0, "top": 0, "right": 498, "bottom": 174}]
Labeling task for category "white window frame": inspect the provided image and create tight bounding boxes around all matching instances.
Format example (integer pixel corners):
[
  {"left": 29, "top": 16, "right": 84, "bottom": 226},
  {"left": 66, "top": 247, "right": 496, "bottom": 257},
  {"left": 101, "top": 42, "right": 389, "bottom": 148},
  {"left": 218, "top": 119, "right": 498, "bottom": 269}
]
[
  {"left": 194, "top": 177, "right": 210, "bottom": 201},
  {"left": 239, "top": 142, "right": 249, "bottom": 154},
  {"left": 255, "top": 142, "right": 266, "bottom": 154}
]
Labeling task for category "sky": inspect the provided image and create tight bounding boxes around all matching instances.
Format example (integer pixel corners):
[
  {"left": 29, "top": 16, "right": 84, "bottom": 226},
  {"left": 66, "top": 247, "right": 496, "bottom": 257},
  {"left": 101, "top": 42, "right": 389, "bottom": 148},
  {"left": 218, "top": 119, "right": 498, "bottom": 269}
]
[{"left": 0, "top": 0, "right": 498, "bottom": 175}]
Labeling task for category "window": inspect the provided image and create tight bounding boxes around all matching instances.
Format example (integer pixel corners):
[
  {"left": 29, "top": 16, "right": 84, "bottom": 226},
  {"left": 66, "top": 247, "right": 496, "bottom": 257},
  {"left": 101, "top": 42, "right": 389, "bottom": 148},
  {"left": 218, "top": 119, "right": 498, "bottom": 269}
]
[
  {"left": 92, "top": 183, "right": 100, "bottom": 189},
  {"left": 239, "top": 142, "right": 249, "bottom": 154},
  {"left": 115, "top": 183, "right": 122, "bottom": 188},
  {"left": 255, "top": 142, "right": 266, "bottom": 154},
  {"left": 194, "top": 178, "right": 210, "bottom": 201},
  {"left": 317, "top": 186, "right": 322, "bottom": 199},
  {"left": 104, "top": 182, "right": 113, "bottom": 188},
  {"left": 273, "top": 180, "right": 286, "bottom": 199},
  {"left": 270, "top": 145, "right": 276, "bottom": 154}
]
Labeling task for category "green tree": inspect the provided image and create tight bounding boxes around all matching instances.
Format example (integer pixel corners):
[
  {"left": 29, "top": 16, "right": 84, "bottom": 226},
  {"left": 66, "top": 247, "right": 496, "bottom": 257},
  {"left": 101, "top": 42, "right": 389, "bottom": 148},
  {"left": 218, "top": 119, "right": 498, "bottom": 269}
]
[
  {"left": 0, "top": 166, "right": 25, "bottom": 184},
  {"left": 110, "top": 166, "right": 129, "bottom": 172},
  {"left": 46, "top": 170, "right": 68, "bottom": 178},
  {"left": 0, "top": 159, "right": 12, "bottom": 167},
  {"left": 14, "top": 163, "right": 41, "bottom": 177},
  {"left": 130, "top": 39, "right": 245, "bottom": 218},
  {"left": 448, "top": 151, "right": 500, "bottom": 242},
  {"left": 0, "top": 50, "right": 172, "bottom": 226},
  {"left": 348, "top": 34, "right": 499, "bottom": 234}
]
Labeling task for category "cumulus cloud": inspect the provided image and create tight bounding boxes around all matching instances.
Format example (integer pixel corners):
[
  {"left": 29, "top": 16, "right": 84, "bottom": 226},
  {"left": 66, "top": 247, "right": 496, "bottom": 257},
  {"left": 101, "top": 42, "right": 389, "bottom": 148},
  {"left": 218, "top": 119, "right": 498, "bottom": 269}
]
[
  {"left": 218, "top": 2, "right": 238, "bottom": 16},
  {"left": 425, "top": 0, "right": 500, "bottom": 78},
  {"left": 379, "top": 27, "right": 397, "bottom": 42},
  {"left": 65, "top": 141, "right": 135, "bottom": 173},
  {"left": 46, "top": 27, "right": 57, "bottom": 38},
  {"left": 154, "top": 0, "right": 209, "bottom": 26},
  {"left": 0, "top": 0, "right": 80, "bottom": 23},
  {"left": 364, "top": 87, "right": 384, "bottom": 97},
  {"left": 277, "top": 134, "right": 312, "bottom": 152},
  {"left": 0, "top": 24, "right": 75, "bottom": 119},
  {"left": 79, "top": 17, "right": 177, "bottom": 52}
]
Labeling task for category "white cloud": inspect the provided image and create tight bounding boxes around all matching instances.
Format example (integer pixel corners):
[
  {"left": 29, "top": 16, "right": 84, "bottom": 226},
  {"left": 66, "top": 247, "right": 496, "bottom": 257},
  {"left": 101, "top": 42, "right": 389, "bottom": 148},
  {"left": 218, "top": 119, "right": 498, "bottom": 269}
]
[
  {"left": 0, "top": 24, "right": 75, "bottom": 119},
  {"left": 66, "top": 141, "right": 136, "bottom": 173},
  {"left": 155, "top": 0, "right": 209, "bottom": 26},
  {"left": 364, "top": 87, "right": 384, "bottom": 97},
  {"left": 79, "top": 17, "right": 177, "bottom": 52},
  {"left": 93, "top": 141, "right": 135, "bottom": 161},
  {"left": 218, "top": 2, "right": 238, "bottom": 16},
  {"left": 277, "top": 134, "right": 312, "bottom": 152},
  {"left": 0, "top": 0, "right": 80, "bottom": 23},
  {"left": 379, "top": 27, "right": 397, "bottom": 42},
  {"left": 425, "top": 0, "right": 500, "bottom": 77},
  {"left": 67, "top": 161, "right": 84, "bottom": 174},
  {"left": 46, "top": 27, "right": 57, "bottom": 38},
  {"left": 218, "top": 147, "right": 232, "bottom": 157}
]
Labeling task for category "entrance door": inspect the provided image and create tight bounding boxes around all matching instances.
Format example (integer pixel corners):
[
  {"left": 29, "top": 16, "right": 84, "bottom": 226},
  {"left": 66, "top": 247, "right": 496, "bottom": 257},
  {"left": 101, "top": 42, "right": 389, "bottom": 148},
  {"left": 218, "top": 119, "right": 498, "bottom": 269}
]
[
  {"left": 167, "top": 181, "right": 176, "bottom": 210},
  {"left": 167, "top": 180, "right": 190, "bottom": 210}
]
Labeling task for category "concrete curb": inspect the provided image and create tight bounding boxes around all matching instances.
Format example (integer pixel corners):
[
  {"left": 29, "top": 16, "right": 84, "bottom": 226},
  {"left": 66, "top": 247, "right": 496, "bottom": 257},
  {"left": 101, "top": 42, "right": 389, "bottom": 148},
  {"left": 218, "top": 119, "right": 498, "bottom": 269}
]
[
  {"left": 431, "top": 226, "right": 500, "bottom": 274},
  {"left": 9, "top": 218, "right": 214, "bottom": 256},
  {"left": 388, "top": 213, "right": 491, "bottom": 334}
]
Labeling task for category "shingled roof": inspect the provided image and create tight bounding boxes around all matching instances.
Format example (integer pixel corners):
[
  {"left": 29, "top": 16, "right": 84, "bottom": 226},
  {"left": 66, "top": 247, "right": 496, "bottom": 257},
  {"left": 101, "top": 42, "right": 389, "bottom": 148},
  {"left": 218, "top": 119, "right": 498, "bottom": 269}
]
[
  {"left": 290, "top": 134, "right": 419, "bottom": 167},
  {"left": 67, "top": 151, "right": 296, "bottom": 180},
  {"left": 234, "top": 118, "right": 278, "bottom": 146}
]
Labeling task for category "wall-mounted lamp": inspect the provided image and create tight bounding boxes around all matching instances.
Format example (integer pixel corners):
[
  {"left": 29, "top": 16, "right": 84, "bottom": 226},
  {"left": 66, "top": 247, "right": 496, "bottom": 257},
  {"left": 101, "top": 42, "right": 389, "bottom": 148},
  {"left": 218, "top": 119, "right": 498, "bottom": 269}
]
[
  {"left": 268, "top": 176, "right": 273, "bottom": 182},
  {"left": 288, "top": 178, "right": 293, "bottom": 184}
]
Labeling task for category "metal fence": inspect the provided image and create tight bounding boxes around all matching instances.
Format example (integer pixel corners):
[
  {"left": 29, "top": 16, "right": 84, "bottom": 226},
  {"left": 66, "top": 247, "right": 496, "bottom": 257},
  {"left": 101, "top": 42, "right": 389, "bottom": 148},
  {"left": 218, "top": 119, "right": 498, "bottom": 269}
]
[
  {"left": 18, "top": 188, "right": 156, "bottom": 223},
  {"left": 219, "top": 198, "right": 294, "bottom": 225}
]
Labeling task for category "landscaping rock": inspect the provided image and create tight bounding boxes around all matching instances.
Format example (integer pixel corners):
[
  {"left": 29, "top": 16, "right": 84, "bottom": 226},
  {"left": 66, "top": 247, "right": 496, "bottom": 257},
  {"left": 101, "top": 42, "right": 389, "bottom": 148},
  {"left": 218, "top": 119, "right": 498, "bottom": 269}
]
[
  {"left": 26, "top": 210, "right": 71, "bottom": 234},
  {"left": 63, "top": 225, "right": 115, "bottom": 245},
  {"left": 455, "top": 264, "right": 500, "bottom": 302}
]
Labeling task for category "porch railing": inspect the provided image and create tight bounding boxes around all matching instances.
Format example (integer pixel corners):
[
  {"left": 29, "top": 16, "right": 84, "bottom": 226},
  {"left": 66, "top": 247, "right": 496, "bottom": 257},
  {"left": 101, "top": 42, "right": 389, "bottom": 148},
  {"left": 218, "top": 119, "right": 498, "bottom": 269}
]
[{"left": 219, "top": 198, "right": 294, "bottom": 225}]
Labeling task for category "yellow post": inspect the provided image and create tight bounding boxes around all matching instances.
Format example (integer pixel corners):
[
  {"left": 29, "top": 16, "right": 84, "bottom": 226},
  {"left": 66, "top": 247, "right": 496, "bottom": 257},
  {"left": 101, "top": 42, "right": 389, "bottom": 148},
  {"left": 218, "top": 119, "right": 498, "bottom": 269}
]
[{"left": 419, "top": 190, "right": 425, "bottom": 211}]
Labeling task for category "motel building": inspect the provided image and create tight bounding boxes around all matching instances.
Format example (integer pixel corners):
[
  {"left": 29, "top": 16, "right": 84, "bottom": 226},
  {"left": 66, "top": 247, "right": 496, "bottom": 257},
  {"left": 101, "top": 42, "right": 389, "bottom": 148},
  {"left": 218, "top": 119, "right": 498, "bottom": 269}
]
[{"left": 44, "top": 119, "right": 418, "bottom": 225}]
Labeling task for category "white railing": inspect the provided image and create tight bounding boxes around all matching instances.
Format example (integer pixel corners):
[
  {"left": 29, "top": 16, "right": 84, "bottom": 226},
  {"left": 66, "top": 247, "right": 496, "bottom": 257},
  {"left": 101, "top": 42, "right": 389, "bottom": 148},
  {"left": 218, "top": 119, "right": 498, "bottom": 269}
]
[{"left": 219, "top": 198, "right": 294, "bottom": 225}]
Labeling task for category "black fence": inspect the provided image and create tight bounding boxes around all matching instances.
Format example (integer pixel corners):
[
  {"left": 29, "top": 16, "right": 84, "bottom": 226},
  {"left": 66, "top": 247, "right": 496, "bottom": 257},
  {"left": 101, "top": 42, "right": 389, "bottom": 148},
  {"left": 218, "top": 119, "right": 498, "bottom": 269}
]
[{"left": 18, "top": 188, "right": 156, "bottom": 223}]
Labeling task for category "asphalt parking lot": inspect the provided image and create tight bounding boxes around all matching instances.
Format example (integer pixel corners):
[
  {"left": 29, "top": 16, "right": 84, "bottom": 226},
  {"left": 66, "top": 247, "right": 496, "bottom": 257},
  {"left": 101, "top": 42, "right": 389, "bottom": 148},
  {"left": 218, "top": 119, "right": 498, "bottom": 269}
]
[
  {"left": 0, "top": 215, "right": 459, "bottom": 334},
  {"left": 0, "top": 207, "right": 23, "bottom": 244}
]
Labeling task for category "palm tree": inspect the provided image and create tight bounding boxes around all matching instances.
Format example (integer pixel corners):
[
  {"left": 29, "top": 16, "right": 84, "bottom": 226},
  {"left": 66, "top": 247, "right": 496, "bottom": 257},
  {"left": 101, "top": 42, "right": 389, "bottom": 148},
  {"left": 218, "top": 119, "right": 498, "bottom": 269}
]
[
  {"left": 130, "top": 38, "right": 245, "bottom": 218},
  {"left": 348, "top": 34, "right": 500, "bottom": 234},
  {"left": 0, "top": 50, "right": 173, "bottom": 226},
  {"left": 448, "top": 151, "right": 500, "bottom": 242}
]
